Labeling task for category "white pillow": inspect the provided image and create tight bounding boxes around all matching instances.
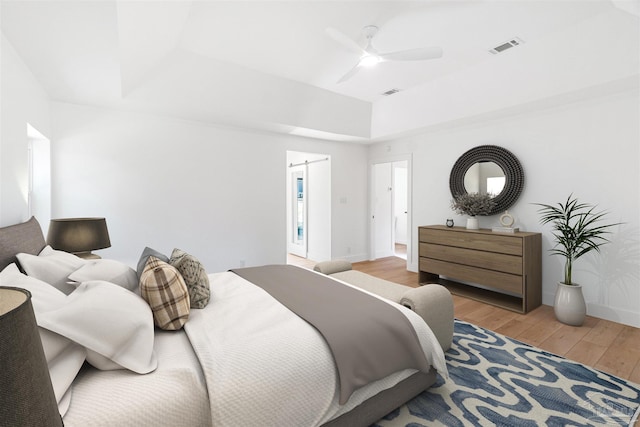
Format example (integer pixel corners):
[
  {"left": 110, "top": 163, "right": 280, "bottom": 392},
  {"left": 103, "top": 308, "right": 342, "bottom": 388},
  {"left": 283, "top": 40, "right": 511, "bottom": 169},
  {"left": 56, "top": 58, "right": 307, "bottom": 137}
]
[
  {"left": 67, "top": 259, "right": 138, "bottom": 292},
  {"left": 16, "top": 246, "right": 85, "bottom": 294},
  {"left": 39, "top": 280, "right": 157, "bottom": 374},
  {"left": 0, "top": 263, "right": 86, "bottom": 416}
]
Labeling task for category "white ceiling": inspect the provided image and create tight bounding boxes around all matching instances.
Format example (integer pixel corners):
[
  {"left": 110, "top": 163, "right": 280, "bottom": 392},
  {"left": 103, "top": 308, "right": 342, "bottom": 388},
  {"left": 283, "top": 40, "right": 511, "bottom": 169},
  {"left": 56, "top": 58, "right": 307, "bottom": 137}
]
[{"left": 1, "top": 0, "right": 638, "bottom": 141}]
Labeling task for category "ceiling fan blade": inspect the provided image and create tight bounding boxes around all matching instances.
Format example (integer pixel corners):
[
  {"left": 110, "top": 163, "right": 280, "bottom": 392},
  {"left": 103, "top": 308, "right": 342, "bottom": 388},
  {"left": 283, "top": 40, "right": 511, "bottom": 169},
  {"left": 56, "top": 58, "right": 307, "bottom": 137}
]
[
  {"left": 325, "top": 27, "right": 364, "bottom": 54},
  {"left": 336, "top": 63, "right": 361, "bottom": 84},
  {"left": 379, "top": 46, "right": 443, "bottom": 61}
]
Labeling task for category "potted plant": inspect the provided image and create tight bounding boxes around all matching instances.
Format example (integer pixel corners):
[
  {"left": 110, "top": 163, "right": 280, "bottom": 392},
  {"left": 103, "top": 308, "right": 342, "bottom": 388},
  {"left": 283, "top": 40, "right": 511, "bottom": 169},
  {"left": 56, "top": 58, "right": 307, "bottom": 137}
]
[
  {"left": 450, "top": 192, "right": 496, "bottom": 229},
  {"left": 535, "top": 195, "right": 619, "bottom": 326}
]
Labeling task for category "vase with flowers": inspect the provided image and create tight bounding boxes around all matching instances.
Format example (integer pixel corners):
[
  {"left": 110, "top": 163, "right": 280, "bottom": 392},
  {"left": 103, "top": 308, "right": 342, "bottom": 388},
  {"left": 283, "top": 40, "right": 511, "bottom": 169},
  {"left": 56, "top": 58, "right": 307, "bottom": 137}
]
[{"left": 450, "top": 193, "right": 496, "bottom": 230}]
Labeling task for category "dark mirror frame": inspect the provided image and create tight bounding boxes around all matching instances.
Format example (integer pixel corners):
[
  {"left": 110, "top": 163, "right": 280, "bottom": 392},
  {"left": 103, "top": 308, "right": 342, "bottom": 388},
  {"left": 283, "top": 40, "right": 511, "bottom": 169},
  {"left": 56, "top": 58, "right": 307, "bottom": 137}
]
[{"left": 449, "top": 145, "right": 524, "bottom": 216}]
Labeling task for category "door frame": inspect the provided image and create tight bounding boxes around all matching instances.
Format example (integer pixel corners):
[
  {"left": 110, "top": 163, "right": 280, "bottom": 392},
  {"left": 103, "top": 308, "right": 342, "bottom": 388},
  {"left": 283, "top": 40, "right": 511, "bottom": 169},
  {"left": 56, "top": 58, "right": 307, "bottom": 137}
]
[{"left": 369, "top": 153, "right": 413, "bottom": 269}]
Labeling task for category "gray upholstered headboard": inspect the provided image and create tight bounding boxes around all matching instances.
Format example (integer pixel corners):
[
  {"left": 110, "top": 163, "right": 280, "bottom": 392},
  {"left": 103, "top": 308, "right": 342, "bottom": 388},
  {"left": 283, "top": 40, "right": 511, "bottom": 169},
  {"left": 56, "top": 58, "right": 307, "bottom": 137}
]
[{"left": 0, "top": 217, "right": 46, "bottom": 271}]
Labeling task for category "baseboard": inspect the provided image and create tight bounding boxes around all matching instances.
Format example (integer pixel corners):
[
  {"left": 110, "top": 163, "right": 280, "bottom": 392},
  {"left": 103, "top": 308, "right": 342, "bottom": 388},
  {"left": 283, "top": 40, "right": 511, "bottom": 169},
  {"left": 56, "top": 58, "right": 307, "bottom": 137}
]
[
  {"left": 408, "top": 261, "right": 418, "bottom": 273},
  {"left": 341, "top": 253, "right": 369, "bottom": 263}
]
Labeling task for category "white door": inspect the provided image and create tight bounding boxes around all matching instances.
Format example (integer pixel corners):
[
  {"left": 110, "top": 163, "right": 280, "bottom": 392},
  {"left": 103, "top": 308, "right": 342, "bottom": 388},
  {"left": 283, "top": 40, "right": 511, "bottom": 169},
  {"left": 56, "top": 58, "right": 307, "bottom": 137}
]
[
  {"left": 371, "top": 156, "right": 412, "bottom": 265},
  {"left": 373, "top": 163, "right": 394, "bottom": 259}
]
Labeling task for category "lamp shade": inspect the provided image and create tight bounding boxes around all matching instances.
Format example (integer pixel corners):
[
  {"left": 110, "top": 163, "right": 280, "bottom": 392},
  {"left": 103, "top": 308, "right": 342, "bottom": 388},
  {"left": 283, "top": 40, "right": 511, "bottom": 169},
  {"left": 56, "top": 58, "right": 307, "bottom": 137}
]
[
  {"left": 0, "top": 287, "right": 63, "bottom": 426},
  {"left": 47, "top": 217, "right": 111, "bottom": 253}
]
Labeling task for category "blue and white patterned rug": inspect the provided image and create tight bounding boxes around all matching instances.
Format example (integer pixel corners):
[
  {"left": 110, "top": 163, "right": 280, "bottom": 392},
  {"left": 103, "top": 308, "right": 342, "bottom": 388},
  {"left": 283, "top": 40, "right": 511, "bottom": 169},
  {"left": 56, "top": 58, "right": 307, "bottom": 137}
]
[{"left": 374, "top": 320, "right": 640, "bottom": 427}]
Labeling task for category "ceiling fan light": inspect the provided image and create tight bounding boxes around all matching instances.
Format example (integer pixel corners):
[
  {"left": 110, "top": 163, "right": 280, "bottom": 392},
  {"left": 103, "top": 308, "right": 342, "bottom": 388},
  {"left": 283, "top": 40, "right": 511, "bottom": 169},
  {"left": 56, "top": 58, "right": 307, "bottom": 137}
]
[{"left": 359, "top": 54, "right": 381, "bottom": 67}]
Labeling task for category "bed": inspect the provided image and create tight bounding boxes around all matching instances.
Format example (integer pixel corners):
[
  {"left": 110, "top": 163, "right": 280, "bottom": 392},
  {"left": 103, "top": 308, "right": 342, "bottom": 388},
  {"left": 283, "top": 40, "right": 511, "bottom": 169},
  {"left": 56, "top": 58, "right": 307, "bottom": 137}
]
[{"left": 0, "top": 217, "right": 447, "bottom": 427}]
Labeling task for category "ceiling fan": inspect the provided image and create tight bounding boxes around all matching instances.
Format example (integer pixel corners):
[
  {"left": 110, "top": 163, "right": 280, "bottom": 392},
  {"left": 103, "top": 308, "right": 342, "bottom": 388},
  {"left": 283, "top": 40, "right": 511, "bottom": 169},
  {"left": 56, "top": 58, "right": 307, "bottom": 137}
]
[{"left": 326, "top": 25, "right": 443, "bottom": 84}]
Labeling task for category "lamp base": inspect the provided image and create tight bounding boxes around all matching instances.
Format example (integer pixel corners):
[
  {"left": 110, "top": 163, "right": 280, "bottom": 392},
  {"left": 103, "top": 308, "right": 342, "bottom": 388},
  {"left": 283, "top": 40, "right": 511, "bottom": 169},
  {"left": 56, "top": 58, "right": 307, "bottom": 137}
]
[{"left": 74, "top": 251, "right": 101, "bottom": 260}]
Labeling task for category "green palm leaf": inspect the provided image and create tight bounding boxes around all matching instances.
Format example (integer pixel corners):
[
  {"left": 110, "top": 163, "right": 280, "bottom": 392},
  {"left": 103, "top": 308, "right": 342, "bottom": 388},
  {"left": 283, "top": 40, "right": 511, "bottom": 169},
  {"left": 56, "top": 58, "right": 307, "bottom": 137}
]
[{"left": 534, "top": 194, "right": 620, "bottom": 285}]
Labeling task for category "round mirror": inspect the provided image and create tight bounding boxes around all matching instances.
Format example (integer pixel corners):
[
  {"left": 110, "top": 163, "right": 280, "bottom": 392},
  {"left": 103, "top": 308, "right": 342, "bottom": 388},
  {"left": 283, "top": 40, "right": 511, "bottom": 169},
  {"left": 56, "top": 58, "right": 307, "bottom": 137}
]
[
  {"left": 463, "top": 161, "right": 505, "bottom": 196},
  {"left": 450, "top": 145, "right": 524, "bottom": 216}
]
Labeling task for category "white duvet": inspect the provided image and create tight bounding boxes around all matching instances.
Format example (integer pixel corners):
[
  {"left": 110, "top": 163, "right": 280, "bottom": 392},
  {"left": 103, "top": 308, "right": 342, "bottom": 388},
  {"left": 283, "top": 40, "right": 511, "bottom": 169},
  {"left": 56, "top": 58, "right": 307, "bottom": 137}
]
[
  {"left": 40, "top": 265, "right": 446, "bottom": 427},
  {"left": 184, "top": 270, "right": 447, "bottom": 427}
]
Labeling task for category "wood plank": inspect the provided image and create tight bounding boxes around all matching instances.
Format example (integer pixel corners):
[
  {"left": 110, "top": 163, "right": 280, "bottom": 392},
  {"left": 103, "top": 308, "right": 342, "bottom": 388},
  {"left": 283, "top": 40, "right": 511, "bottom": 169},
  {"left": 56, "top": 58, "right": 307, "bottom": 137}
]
[
  {"left": 565, "top": 340, "right": 608, "bottom": 367},
  {"left": 517, "top": 304, "right": 555, "bottom": 324},
  {"left": 595, "top": 347, "right": 640, "bottom": 379},
  {"left": 629, "top": 360, "right": 640, "bottom": 384},
  {"left": 436, "top": 279, "right": 524, "bottom": 312},
  {"left": 494, "top": 319, "right": 536, "bottom": 338},
  {"left": 582, "top": 319, "right": 625, "bottom": 347},
  {"left": 421, "top": 258, "right": 523, "bottom": 296},
  {"left": 523, "top": 233, "right": 542, "bottom": 311},
  {"left": 421, "top": 242, "right": 523, "bottom": 275},
  {"left": 419, "top": 226, "right": 523, "bottom": 256},
  {"left": 538, "top": 324, "right": 591, "bottom": 356},
  {"left": 614, "top": 326, "right": 640, "bottom": 352},
  {"left": 454, "top": 298, "right": 490, "bottom": 320},
  {"left": 465, "top": 307, "right": 519, "bottom": 331},
  {"left": 515, "top": 320, "right": 563, "bottom": 347}
]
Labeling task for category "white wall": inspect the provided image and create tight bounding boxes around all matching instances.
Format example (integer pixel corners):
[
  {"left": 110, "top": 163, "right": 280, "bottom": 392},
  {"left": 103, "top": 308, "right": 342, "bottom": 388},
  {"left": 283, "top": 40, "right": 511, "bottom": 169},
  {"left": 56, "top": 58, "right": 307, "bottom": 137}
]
[
  {"left": 0, "top": 34, "right": 51, "bottom": 226},
  {"left": 50, "top": 102, "right": 369, "bottom": 270},
  {"left": 370, "top": 87, "right": 640, "bottom": 328}
]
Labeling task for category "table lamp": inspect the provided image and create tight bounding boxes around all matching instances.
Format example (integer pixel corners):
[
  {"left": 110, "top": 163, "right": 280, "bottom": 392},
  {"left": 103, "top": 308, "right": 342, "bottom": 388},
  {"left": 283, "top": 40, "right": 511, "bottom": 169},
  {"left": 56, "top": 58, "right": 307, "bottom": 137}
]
[
  {"left": 47, "top": 217, "right": 111, "bottom": 259},
  {"left": 0, "top": 287, "right": 63, "bottom": 426}
]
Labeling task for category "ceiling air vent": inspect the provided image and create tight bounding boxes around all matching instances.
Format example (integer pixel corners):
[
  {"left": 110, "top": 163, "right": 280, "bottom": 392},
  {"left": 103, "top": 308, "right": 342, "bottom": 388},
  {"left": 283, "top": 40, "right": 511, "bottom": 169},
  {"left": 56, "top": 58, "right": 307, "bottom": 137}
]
[
  {"left": 381, "top": 88, "right": 401, "bottom": 96},
  {"left": 489, "top": 37, "right": 524, "bottom": 55}
]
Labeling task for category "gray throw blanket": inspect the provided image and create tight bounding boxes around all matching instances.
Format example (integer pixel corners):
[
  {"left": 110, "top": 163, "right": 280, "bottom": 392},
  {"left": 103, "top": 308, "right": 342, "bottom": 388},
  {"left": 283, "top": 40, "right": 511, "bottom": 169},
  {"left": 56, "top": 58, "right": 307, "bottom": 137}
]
[{"left": 231, "top": 265, "right": 430, "bottom": 404}]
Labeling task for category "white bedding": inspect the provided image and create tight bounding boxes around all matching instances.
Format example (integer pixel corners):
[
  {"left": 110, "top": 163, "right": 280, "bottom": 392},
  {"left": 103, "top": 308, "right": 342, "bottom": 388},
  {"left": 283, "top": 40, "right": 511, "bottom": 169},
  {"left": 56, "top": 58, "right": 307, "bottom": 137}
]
[
  {"left": 63, "top": 330, "right": 210, "bottom": 427},
  {"left": 184, "top": 271, "right": 447, "bottom": 427},
  {"left": 61, "top": 268, "right": 446, "bottom": 427}
]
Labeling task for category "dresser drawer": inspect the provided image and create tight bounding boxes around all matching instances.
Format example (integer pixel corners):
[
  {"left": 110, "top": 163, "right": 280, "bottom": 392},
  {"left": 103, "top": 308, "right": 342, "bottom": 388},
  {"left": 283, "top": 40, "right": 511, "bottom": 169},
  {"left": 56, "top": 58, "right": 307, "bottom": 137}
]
[
  {"left": 420, "top": 242, "right": 523, "bottom": 275},
  {"left": 419, "top": 227, "right": 523, "bottom": 256},
  {"left": 420, "top": 258, "right": 523, "bottom": 296}
]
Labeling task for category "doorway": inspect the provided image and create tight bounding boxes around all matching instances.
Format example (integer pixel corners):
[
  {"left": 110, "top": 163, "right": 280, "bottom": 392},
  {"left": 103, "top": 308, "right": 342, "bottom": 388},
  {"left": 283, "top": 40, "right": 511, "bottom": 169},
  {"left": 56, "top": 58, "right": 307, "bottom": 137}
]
[
  {"left": 286, "top": 151, "right": 331, "bottom": 263},
  {"left": 371, "top": 156, "right": 411, "bottom": 265},
  {"left": 27, "top": 123, "right": 51, "bottom": 235}
]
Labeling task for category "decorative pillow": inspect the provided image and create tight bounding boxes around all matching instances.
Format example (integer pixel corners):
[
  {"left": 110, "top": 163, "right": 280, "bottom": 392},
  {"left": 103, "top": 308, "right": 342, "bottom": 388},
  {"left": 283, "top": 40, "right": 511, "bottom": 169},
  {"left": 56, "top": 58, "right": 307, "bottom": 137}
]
[
  {"left": 16, "top": 246, "right": 85, "bottom": 294},
  {"left": 68, "top": 259, "right": 138, "bottom": 292},
  {"left": 136, "top": 247, "right": 169, "bottom": 279},
  {"left": 0, "top": 263, "right": 86, "bottom": 415},
  {"left": 139, "top": 256, "right": 190, "bottom": 330},
  {"left": 168, "top": 248, "right": 210, "bottom": 309}
]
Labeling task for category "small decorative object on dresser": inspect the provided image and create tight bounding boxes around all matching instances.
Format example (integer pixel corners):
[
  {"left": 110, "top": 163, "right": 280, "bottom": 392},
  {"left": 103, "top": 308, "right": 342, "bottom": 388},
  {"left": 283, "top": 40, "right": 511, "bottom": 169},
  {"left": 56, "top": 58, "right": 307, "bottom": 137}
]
[
  {"left": 492, "top": 211, "right": 520, "bottom": 233},
  {"left": 446, "top": 219, "right": 454, "bottom": 228},
  {"left": 535, "top": 195, "right": 620, "bottom": 326},
  {"left": 450, "top": 192, "right": 496, "bottom": 230},
  {"left": 418, "top": 225, "right": 542, "bottom": 313}
]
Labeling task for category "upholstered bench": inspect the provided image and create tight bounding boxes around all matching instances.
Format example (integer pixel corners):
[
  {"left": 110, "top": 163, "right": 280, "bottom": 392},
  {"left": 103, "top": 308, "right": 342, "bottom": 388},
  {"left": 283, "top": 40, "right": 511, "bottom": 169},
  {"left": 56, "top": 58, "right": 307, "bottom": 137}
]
[{"left": 314, "top": 260, "right": 454, "bottom": 351}]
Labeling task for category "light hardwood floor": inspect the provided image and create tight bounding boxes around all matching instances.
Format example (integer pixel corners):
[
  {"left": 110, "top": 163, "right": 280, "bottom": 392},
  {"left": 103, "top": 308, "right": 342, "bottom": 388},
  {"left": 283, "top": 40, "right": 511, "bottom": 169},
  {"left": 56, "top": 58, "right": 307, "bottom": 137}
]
[{"left": 289, "top": 254, "right": 640, "bottom": 384}]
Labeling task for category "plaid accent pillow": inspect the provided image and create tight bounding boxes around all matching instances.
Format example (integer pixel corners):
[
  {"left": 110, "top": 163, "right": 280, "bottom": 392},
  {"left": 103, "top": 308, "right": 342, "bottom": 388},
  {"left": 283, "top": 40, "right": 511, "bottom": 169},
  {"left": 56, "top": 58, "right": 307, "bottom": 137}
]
[
  {"left": 139, "top": 256, "right": 190, "bottom": 330},
  {"left": 169, "top": 248, "right": 210, "bottom": 309}
]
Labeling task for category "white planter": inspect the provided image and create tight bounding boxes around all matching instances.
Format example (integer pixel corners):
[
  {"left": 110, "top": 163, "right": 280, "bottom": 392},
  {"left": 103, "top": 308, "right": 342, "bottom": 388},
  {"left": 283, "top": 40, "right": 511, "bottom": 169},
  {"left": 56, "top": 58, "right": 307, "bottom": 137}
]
[
  {"left": 554, "top": 282, "right": 587, "bottom": 326},
  {"left": 466, "top": 217, "right": 479, "bottom": 230}
]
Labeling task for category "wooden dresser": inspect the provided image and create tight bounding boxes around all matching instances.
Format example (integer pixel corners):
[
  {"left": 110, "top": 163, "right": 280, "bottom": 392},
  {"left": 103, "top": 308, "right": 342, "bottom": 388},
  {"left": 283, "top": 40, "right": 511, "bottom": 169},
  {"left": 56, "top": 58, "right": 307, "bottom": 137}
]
[{"left": 418, "top": 225, "right": 542, "bottom": 313}]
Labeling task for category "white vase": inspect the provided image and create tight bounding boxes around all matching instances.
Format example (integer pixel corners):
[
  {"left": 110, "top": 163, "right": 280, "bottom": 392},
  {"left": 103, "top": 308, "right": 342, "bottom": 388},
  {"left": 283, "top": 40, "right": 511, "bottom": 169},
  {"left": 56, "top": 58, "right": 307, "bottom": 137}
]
[
  {"left": 466, "top": 217, "right": 479, "bottom": 230},
  {"left": 554, "top": 282, "right": 587, "bottom": 326}
]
